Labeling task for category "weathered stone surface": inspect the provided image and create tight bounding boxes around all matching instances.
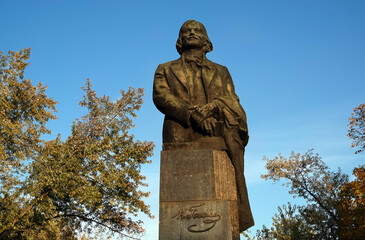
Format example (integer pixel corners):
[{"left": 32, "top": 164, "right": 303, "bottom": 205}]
[
  {"left": 159, "top": 149, "right": 239, "bottom": 240},
  {"left": 160, "top": 149, "right": 236, "bottom": 202},
  {"left": 159, "top": 200, "right": 239, "bottom": 240},
  {"left": 162, "top": 136, "right": 227, "bottom": 151},
  {"left": 229, "top": 200, "right": 240, "bottom": 238}
]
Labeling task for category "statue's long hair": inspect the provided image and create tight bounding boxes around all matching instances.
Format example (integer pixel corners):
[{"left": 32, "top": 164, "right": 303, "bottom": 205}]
[{"left": 176, "top": 20, "right": 213, "bottom": 55}]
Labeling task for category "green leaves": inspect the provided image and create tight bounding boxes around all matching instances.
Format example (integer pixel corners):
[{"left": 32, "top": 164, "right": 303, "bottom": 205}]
[
  {"left": 0, "top": 48, "right": 57, "bottom": 163},
  {"left": 255, "top": 102, "right": 365, "bottom": 240},
  {"left": 0, "top": 48, "right": 59, "bottom": 239},
  {"left": 0, "top": 49, "right": 154, "bottom": 239},
  {"left": 256, "top": 203, "right": 316, "bottom": 240},
  {"left": 259, "top": 151, "right": 349, "bottom": 240}
]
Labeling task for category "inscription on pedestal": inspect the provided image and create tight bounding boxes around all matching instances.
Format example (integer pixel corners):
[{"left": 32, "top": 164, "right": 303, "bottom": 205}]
[
  {"left": 160, "top": 200, "right": 238, "bottom": 240},
  {"left": 172, "top": 203, "right": 222, "bottom": 233},
  {"left": 159, "top": 150, "right": 240, "bottom": 240}
]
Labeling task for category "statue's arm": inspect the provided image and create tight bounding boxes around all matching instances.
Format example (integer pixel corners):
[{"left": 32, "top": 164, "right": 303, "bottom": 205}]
[
  {"left": 153, "top": 64, "right": 191, "bottom": 126},
  {"left": 195, "top": 66, "right": 240, "bottom": 120},
  {"left": 222, "top": 66, "right": 240, "bottom": 100},
  {"left": 220, "top": 66, "right": 249, "bottom": 145}
]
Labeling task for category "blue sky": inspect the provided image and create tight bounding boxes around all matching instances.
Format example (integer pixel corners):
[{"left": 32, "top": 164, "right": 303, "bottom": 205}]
[{"left": 1, "top": 0, "right": 364, "bottom": 239}]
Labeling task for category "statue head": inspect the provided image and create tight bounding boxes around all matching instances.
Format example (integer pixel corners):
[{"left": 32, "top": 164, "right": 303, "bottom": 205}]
[{"left": 176, "top": 20, "right": 213, "bottom": 55}]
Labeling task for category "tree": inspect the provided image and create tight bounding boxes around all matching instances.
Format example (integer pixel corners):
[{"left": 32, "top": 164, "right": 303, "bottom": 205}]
[
  {"left": 338, "top": 166, "right": 365, "bottom": 240},
  {"left": 0, "top": 49, "right": 154, "bottom": 239},
  {"left": 343, "top": 103, "right": 365, "bottom": 238},
  {"left": 253, "top": 102, "right": 365, "bottom": 240},
  {"left": 256, "top": 203, "right": 316, "bottom": 240},
  {"left": 348, "top": 103, "right": 365, "bottom": 154},
  {"left": 258, "top": 150, "right": 349, "bottom": 240}
]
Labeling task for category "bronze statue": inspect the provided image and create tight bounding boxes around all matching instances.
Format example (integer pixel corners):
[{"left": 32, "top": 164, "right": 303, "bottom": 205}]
[{"left": 153, "top": 20, "right": 254, "bottom": 232}]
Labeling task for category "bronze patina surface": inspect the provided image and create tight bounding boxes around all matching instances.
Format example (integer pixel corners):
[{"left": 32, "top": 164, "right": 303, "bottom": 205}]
[{"left": 153, "top": 19, "right": 254, "bottom": 232}]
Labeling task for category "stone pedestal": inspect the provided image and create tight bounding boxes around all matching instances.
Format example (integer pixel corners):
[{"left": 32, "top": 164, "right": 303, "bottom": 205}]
[{"left": 159, "top": 149, "right": 240, "bottom": 240}]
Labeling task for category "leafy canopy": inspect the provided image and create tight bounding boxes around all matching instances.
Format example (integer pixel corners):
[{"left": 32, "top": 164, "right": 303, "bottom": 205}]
[
  {"left": 338, "top": 166, "right": 365, "bottom": 240},
  {"left": 250, "top": 102, "right": 365, "bottom": 240},
  {"left": 260, "top": 150, "right": 348, "bottom": 240},
  {"left": 0, "top": 48, "right": 154, "bottom": 240},
  {"left": 253, "top": 151, "right": 364, "bottom": 240},
  {"left": 348, "top": 103, "right": 365, "bottom": 154}
]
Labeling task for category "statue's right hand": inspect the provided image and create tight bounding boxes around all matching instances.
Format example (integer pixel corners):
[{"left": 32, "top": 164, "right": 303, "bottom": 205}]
[{"left": 190, "top": 109, "right": 205, "bottom": 126}]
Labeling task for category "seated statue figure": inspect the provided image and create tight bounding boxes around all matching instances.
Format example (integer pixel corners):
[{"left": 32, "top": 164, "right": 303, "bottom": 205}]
[{"left": 153, "top": 19, "right": 254, "bottom": 232}]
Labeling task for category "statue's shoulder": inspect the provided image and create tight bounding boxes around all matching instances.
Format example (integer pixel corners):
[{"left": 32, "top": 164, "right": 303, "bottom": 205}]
[
  {"left": 157, "top": 58, "right": 181, "bottom": 69},
  {"left": 205, "top": 59, "right": 229, "bottom": 72}
]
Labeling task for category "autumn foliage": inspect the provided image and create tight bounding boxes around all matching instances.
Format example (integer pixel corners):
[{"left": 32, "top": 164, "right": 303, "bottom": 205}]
[
  {"left": 338, "top": 166, "right": 365, "bottom": 240},
  {"left": 348, "top": 103, "right": 365, "bottom": 154},
  {"left": 260, "top": 151, "right": 348, "bottom": 239},
  {"left": 253, "top": 150, "right": 365, "bottom": 240},
  {"left": 252, "top": 103, "right": 365, "bottom": 240},
  {"left": 0, "top": 49, "right": 154, "bottom": 239}
]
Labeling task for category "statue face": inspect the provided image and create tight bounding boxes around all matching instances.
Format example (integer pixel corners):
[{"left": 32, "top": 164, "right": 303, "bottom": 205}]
[{"left": 181, "top": 21, "right": 206, "bottom": 50}]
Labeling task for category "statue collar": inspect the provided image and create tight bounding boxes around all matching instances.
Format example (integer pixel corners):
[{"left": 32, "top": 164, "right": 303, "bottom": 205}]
[{"left": 181, "top": 52, "right": 211, "bottom": 70}]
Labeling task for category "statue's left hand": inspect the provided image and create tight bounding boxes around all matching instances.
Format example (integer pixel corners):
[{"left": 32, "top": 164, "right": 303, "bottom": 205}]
[
  {"left": 190, "top": 102, "right": 218, "bottom": 128},
  {"left": 195, "top": 102, "right": 218, "bottom": 119},
  {"left": 201, "top": 117, "right": 218, "bottom": 136}
]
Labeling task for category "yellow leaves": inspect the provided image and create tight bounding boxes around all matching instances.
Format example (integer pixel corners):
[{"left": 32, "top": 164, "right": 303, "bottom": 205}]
[
  {"left": 1, "top": 49, "right": 153, "bottom": 239},
  {"left": 338, "top": 166, "right": 365, "bottom": 239},
  {"left": 348, "top": 103, "right": 365, "bottom": 154},
  {"left": 262, "top": 151, "right": 308, "bottom": 182},
  {"left": 261, "top": 151, "right": 360, "bottom": 239},
  {"left": 1, "top": 49, "right": 57, "bottom": 163}
]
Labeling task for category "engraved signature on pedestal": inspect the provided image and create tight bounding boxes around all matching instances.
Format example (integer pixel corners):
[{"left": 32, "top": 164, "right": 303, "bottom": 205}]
[{"left": 172, "top": 203, "right": 221, "bottom": 233}]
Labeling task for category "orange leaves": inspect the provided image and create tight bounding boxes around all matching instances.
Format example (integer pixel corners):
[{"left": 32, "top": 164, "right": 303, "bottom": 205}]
[
  {"left": 338, "top": 166, "right": 365, "bottom": 239},
  {"left": 261, "top": 151, "right": 356, "bottom": 239},
  {"left": 348, "top": 103, "right": 365, "bottom": 154},
  {"left": 258, "top": 102, "right": 365, "bottom": 239}
]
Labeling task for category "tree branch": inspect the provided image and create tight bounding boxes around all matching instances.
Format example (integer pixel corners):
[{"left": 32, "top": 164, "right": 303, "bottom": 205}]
[
  {"left": 0, "top": 190, "right": 50, "bottom": 238},
  {"left": 50, "top": 213, "right": 142, "bottom": 240},
  {"left": 289, "top": 176, "right": 337, "bottom": 221}
]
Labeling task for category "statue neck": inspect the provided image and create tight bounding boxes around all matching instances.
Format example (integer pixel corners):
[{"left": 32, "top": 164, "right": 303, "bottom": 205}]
[{"left": 182, "top": 50, "right": 205, "bottom": 62}]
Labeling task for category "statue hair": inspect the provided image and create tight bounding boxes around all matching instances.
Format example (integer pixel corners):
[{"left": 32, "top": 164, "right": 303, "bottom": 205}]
[{"left": 176, "top": 20, "right": 213, "bottom": 55}]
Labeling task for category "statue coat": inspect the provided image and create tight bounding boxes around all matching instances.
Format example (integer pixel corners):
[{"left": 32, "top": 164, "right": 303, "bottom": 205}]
[{"left": 153, "top": 57, "right": 254, "bottom": 232}]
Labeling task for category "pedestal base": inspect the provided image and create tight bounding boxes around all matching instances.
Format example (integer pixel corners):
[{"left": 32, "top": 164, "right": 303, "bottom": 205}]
[
  {"left": 160, "top": 200, "right": 239, "bottom": 240},
  {"left": 159, "top": 149, "right": 239, "bottom": 240}
]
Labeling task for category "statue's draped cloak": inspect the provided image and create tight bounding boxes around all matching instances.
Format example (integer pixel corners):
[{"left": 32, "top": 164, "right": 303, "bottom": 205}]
[{"left": 153, "top": 57, "right": 254, "bottom": 232}]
